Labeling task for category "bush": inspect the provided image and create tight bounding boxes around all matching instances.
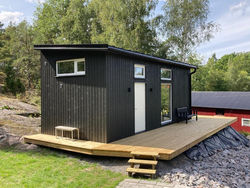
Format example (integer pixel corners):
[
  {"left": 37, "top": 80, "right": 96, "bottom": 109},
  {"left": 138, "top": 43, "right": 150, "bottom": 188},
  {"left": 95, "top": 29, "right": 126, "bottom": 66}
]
[{"left": 3, "top": 64, "right": 25, "bottom": 95}]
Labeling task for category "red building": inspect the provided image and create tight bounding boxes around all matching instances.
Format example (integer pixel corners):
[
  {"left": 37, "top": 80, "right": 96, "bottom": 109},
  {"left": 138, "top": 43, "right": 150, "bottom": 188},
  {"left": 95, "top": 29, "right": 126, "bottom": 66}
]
[{"left": 192, "top": 92, "right": 250, "bottom": 133}]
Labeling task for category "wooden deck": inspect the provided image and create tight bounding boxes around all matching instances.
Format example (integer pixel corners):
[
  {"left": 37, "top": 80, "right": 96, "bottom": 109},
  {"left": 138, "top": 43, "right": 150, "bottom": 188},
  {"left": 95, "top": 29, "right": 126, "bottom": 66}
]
[{"left": 24, "top": 116, "right": 236, "bottom": 160}]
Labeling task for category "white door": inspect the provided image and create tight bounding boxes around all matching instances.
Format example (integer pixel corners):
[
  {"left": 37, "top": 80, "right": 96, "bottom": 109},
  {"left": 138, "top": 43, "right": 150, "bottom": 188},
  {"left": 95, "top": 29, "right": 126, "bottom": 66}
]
[{"left": 134, "top": 82, "right": 146, "bottom": 133}]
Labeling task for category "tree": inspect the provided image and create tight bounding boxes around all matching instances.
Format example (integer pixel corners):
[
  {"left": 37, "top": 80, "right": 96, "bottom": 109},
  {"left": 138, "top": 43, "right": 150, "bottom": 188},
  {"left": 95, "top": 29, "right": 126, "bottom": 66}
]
[
  {"left": 89, "top": 0, "right": 158, "bottom": 54},
  {"left": 188, "top": 54, "right": 208, "bottom": 91},
  {"left": 0, "top": 22, "right": 12, "bottom": 70},
  {"left": 159, "top": 0, "right": 217, "bottom": 61},
  {"left": 33, "top": 0, "right": 158, "bottom": 54},
  {"left": 59, "top": 0, "right": 91, "bottom": 44},
  {"left": 192, "top": 52, "right": 250, "bottom": 92},
  {"left": 12, "top": 21, "right": 40, "bottom": 88},
  {"left": 33, "top": 0, "right": 70, "bottom": 44},
  {"left": 226, "top": 52, "right": 250, "bottom": 91},
  {"left": 202, "top": 54, "right": 228, "bottom": 91},
  {"left": 2, "top": 21, "right": 40, "bottom": 91},
  {"left": 3, "top": 64, "right": 25, "bottom": 95}
]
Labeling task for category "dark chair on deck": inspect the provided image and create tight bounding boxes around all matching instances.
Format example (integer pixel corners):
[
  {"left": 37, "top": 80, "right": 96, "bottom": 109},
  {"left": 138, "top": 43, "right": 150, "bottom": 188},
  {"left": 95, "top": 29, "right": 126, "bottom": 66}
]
[{"left": 177, "top": 107, "right": 198, "bottom": 124}]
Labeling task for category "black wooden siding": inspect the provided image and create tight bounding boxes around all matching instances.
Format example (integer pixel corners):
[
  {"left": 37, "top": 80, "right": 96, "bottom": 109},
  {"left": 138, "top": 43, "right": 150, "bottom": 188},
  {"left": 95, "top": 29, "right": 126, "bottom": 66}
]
[
  {"left": 41, "top": 50, "right": 107, "bottom": 142},
  {"left": 106, "top": 53, "right": 190, "bottom": 142},
  {"left": 41, "top": 50, "right": 191, "bottom": 143}
]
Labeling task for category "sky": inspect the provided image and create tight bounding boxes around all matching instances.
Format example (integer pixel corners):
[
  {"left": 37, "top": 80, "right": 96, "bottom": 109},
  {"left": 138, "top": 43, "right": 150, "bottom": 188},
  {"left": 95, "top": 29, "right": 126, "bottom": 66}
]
[{"left": 0, "top": 0, "right": 250, "bottom": 63}]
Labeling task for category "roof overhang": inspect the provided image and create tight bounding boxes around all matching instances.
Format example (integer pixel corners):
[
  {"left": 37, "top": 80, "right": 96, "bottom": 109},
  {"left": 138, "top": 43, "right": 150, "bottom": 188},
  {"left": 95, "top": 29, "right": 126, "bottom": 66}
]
[
  {"left": 34, "top": 44, "right": 197, "bottom": 69},
  {"left": 192, "top": 105, "right": 250, "bottom": 111}
]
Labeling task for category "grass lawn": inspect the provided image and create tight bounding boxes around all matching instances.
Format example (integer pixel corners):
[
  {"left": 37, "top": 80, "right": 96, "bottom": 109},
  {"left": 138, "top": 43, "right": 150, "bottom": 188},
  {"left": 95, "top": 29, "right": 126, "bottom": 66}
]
[{"left": 0, "top": 148, "right": 125, "bottom": 188}]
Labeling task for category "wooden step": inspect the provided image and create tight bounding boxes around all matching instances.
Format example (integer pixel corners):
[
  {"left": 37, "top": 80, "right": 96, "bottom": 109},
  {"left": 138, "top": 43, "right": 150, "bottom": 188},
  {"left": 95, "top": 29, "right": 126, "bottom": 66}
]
[
  {"left": 131, "top": 151, "right": 159, "bottom": 157},
  {"left": 126, "top": 167, "right": 156, "bottom": 175},
  {"left": 128, "top": 159, "right": 158, "bottom": 165}
]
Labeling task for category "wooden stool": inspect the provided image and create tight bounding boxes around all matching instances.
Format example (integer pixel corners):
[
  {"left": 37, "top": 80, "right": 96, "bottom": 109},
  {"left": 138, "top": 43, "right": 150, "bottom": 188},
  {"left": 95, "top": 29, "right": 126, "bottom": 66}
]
[{"left": 55, "top": 126, "right": 79, "bottom": 139}]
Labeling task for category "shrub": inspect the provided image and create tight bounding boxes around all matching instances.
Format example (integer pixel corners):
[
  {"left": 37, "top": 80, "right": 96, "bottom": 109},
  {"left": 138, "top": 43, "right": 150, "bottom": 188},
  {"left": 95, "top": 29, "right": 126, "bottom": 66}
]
[{"left": 3, "top": 64, "right": 25, "bottom": 95}]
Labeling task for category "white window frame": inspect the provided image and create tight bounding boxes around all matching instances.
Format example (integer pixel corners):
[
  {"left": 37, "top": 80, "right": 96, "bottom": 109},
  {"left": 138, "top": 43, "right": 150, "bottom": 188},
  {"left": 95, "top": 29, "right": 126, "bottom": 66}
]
[
  {"left": 56, "top": 58, "right": 85, "bottom": 77},
  {"left": 242, "top": 118, "right": 250, "bottom": 127},
  {"left": 161, "top": 68, "right": 172, "bottom": 81},
  {"left": 134, "top": 64, "right": 145, "bottom": 79}
]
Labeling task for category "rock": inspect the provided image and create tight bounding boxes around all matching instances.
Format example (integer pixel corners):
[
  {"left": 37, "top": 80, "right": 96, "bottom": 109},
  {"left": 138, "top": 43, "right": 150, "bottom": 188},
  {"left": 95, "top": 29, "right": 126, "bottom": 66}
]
[
  {"left": 19, "top": 136, "right": 25, "bottom": 143},
  {"left": 160, "top": 145, "right": 250, "bottom": 188},
  {"left": 8, "top": 135, "right": 20, "bottom": 146},
  {"left": 0, "top": 134, "right": 7, "bottom": 141},
  {"left": 230, "top": 159, "right": 236, "bottom": 164},
  {"left": 26, "top": 144, "right": 38, "bottom": 150},
  {"left": 15, "top": 143, "right": 30, "bottom": 150},
  {"left": 0, "top": 135, "right": 8, "bottom": 147},
  {"left": 14, "top": 143, "right": 38, "bottom": 151},
  {"left": 172, "top": 168, "right": 183, "bottom": 173}
]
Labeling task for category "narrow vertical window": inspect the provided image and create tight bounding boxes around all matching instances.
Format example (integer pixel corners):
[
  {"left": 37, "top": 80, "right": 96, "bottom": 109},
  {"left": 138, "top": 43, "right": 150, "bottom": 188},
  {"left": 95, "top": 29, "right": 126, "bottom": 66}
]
[{"left": 161, "top": 83, "right": 172, "bottom": 124}]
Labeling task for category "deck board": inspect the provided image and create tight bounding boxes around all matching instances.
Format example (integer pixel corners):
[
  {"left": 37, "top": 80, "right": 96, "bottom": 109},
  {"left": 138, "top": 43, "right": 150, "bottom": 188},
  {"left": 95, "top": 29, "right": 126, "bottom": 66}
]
[{"left": 24, "top": 116, "right": 236, "bottom": 160}]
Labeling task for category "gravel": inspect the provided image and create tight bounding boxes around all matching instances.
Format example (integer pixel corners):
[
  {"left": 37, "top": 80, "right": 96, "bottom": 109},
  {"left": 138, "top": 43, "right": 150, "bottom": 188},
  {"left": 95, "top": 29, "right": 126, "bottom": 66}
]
[{"left": 158, "top": 145, "right": 250, "bottom": 188}]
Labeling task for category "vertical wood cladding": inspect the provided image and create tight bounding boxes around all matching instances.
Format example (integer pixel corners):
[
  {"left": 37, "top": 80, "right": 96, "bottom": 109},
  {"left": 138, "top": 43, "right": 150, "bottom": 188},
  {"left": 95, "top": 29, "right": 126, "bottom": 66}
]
[
  {"left": 106, "top": 53, "right": 191, "bottom": 142},
  {"left": 41, "top": 50, "right": 107, "bottom": 142},
  {"left": 106, "top": 54, "right": 134, "bottom": 142},
  {"left": 172, "top": 67, "right": 190, "bottom": 122},
  {"left": 41, "top": 49, "right": 191, "bottom": 143}
]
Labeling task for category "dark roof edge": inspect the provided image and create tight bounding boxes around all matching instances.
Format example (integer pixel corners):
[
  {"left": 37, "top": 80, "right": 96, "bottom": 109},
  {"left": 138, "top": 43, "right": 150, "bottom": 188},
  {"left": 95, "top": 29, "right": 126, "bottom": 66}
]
[
  {"left": 34, "top": 44, "right": 108, "bottom": 51},
  {"left": 107, "top": 46, "right": 196, "bottom": 69},
  {"left": 192, "top": 105, "right": 250, "bottom": 111},
  {"left": 34, "top": 44, "right": 196, "bottom": 69}
]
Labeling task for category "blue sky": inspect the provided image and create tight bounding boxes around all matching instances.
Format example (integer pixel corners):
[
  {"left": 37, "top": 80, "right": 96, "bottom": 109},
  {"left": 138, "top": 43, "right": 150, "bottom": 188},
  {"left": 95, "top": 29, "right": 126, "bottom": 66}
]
[{"left": 0, "top": 0, "right": 250, "bottom": 63}]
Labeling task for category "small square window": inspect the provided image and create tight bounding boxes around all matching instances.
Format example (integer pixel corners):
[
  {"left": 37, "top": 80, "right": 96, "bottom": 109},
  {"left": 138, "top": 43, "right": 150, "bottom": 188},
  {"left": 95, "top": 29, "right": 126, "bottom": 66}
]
[
  {"left": 242, "top": 118, "right": 250, "bottom": 127},
  {"left": 161, "top": 68, "right": 171, "bottom": 80},
  {"left": 134, "top": 64, "right": 145, "bottom": 78}
]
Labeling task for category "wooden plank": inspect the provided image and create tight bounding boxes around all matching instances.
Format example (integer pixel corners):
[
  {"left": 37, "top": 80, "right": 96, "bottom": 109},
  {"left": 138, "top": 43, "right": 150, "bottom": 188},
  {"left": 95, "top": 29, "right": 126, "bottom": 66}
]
[
  {"left": 113, "top": 116, "right": 237, "bottom": 160},
  {"left": 24, "top": 116, "right": 236, "bottom": 161},
  {"left": 169, "top": 116, "right": 236, "bottom": 159},
  {"left": 128, "top": 159, "right": 158, "bottom": 165},
  {"left": 126, "top": 168, "right": 156, "bottom": 174},
  {"left": 24, "top": 137, "right": 93, "bottom": 155},
  {"left": 131, "top": 151, "right": 159, "bottom": 157}
]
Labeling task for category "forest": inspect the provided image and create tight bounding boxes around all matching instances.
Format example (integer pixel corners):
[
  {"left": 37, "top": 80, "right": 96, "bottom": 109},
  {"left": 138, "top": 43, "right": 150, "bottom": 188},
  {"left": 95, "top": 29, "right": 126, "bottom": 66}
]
[{"left": 0, "top": 0, "right": 249, "bottom": 106}]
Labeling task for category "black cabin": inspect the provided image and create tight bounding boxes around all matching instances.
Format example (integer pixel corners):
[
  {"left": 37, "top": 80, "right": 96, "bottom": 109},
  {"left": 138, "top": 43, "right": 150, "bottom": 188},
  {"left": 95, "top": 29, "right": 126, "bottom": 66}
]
[{"left": 34, "top": 44, "right": 196, "bottom": 143}]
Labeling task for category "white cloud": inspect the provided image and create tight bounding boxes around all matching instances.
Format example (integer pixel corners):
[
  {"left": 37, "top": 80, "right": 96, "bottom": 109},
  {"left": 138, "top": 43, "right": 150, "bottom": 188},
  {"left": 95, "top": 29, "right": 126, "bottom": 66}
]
[
  {"left": 25, "top": 0, "right": 46, "bottom": 4},
  {"left": 0, "top": 11, "right": 24, "bottom": 25},
  {"left": 230, "top": 1, "right": 247, "bottom": 12},
  {"left": 197, "top": 1, "right": 250, "bottom": 62}
]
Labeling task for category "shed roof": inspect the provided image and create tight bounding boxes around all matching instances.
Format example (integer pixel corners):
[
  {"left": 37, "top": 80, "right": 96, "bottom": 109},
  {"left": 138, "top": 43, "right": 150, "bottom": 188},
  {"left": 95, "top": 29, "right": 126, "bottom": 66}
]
[
  {"left": 34, "top": 44, "right": 196, "bottom": 69},
  {"left": 192, "top": 91, "right": 250, "bottom": 111}
]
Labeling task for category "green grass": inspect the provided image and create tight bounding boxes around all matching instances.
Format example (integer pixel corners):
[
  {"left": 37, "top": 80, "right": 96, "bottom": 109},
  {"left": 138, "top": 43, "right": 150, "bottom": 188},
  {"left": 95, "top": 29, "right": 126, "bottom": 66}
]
[
  {"left": 0, "top": 148, "right": 125, "bottom": 188},
  {"left": 239, "top": 131, "right": 250, "bottom": 137},
  {"left": 0, "top": 105, "right": 16, "bottom": 110}
]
